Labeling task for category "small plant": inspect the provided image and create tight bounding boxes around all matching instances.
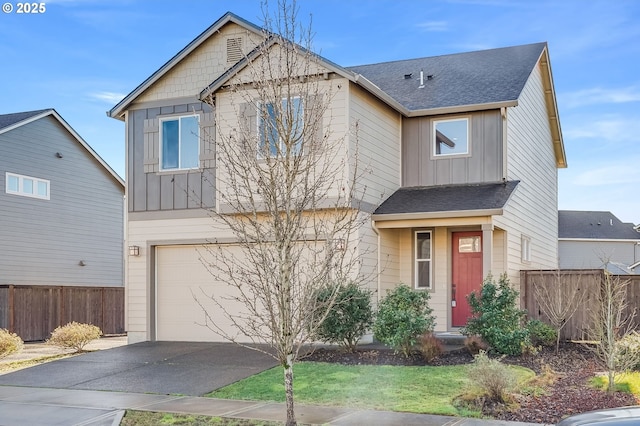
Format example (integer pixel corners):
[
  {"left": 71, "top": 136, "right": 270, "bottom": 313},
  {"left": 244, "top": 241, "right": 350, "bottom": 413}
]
[
  {"left": 0, "top": 329, "right": 24, "bottom": 359},
  {"left": 419, "top": 332, "right": 443, "bottom": 362},
  {"left": 463, "top": 273, "right": 530, "bottom": 356},
  {"left": 526, "top": 319, "right": 557, "bottom": 347},
  {"left": 616, "top": 332, "right": 640, "bottom": 371},
  {"left": 47, "top": 322, "right": 102, "bottom": 353},
  {"left": 314, "top": 281, "right": 374, "bottom": 352},
  {"left": 373, "top": 284, "right": 435, "bottom": 357},
  {"left": 467, "top": 350, "right": 516, "bottom": 403},
  {"left": 464, "top": 335, "right": 489, "bottom": 355}
]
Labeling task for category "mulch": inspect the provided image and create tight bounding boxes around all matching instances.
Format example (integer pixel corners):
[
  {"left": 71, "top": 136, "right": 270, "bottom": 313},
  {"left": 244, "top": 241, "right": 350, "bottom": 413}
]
[{"left": 302, "top": 343, "right": 638, "bottom": 424}]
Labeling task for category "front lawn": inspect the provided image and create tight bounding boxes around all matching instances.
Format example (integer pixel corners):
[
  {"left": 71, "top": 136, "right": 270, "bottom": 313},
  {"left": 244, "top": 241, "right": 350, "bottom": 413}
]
[{"left": 207, "top": 361, "right": 533, "bottom": 417}]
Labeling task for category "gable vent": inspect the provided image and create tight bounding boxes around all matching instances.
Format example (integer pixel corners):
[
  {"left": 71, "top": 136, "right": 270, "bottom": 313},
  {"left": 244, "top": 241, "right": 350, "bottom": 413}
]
[{"left": 227, "top": 37, "right": 243, "bottom": 64}]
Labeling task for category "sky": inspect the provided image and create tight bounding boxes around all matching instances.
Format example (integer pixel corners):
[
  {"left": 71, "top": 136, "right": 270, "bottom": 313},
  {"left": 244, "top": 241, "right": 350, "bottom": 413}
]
[{"left": 1, "top": 0, "right": 638, "bottom": 224}]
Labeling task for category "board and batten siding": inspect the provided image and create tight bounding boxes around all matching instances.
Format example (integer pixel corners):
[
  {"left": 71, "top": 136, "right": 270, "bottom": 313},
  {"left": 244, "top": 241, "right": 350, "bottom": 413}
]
[
  {"left": 494, "top": 62, "right": 559, "bottom": 285},
  {"left": 127, "top": 102, "right": 215, "bottom": 213},
  {"left": 0, "top": 116, "right": 124, "bottom": 286},
  {"left": 402, "top": 110, "right": 503, "bottom": 187}
]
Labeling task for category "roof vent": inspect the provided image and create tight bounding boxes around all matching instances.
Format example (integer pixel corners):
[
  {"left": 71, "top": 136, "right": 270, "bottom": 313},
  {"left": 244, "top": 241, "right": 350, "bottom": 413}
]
[
  {"left": 419, "top": 70, "right": 424, "bottom": 88},
  {"left": 227, "top": 37, "right": 243, "bottom": 64},
  {"left": 404, "top": 73, "right": 412, "bottom": 79}
]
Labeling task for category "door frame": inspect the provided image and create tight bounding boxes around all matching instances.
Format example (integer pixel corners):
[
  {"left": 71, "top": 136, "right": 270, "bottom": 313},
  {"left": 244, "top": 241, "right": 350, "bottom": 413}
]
[{"left": 450, "top": 230, "right": 483, "bottom": 328}]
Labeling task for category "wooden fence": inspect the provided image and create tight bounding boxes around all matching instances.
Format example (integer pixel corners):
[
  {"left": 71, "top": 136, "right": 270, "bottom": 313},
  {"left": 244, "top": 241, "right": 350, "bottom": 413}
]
[
  {"left": 521, "top": 270, "right": 640, "bottom": 341},
  {"left": 0, "top": 285, "right": 124, "bottom": 341}
]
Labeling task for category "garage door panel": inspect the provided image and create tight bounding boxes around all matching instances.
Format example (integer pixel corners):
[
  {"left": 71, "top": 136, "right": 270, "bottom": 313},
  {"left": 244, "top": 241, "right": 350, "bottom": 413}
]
[{"left": 156, "top": 245, "right": 245, "bottom": 342}]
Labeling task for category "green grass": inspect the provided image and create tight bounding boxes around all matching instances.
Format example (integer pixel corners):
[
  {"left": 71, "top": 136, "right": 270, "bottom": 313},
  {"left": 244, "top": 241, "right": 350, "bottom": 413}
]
[
  {"left": 208, "top": 362, "right": 533, "bottom": 417},
  {"left": 590, "top": 371, "right": 640, "bottom": 395},
  {"left": 121, "top": 410, "right": 283, "bottom": 425}
]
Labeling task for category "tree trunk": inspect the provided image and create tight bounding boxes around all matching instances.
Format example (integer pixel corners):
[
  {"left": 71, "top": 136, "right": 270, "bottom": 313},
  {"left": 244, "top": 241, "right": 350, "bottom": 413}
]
[{"left": 284, "top": 354, "right": 296, "bottom": 425}]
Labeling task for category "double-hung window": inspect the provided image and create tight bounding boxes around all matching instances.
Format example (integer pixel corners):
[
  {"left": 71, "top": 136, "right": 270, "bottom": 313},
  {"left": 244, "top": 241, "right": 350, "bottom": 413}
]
[
  {"left": 160, "top": 115, "right": 200, "bottom": 170},
  {"left": 258, "top": 96, "right": 303, "bottom": 158},
  {"left": 415, "top": 231, "right": 432, "bottom": 289},
  {"left": 433, "top": 117, "right": 469, "bottom": 157},
  {"left": 6, "top": 172, "right": 50, "bottom": 200}
]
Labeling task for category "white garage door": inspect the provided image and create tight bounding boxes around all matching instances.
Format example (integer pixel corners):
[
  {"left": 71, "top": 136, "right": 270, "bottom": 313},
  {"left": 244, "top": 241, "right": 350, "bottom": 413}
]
[{"left": 156, "top": 245, "right": 244, "bottom": 342}]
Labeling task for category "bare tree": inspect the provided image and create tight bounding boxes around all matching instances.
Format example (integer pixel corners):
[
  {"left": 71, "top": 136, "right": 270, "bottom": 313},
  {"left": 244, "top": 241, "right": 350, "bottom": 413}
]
[
  {"left": 194, "top": 2, "right": 370, "bottom": 424},
  {"left": 588, "top": 267, "right": 638, "bottom": 392},
  {"left": 533, "top": 270, "right": 586, "bottom": 353}
]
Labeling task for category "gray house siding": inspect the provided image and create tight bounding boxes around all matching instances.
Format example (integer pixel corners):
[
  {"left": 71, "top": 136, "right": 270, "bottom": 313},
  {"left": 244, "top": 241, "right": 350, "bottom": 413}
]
[
  {"left": 127, "top": 102, "right": 215, "bottom": 213},
  {"left": 402, "top": 110, "right": 503, "bottom": 187},
  {"left": 559, "top": 240, "right": 640, "bottom": 270},
  {"left": 0, "top": 116, "right": 124, "bottom": 286}
]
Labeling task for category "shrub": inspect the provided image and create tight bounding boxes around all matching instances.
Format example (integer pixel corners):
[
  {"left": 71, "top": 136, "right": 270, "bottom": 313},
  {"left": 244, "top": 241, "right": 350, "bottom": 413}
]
[
  {"left": 314, "top": 282, "right": 374, "bottom": 352},
  {"left": 418, "top": 332, "right": 443, "bottom": 362},
  {"left": 373, "top": 284, "right": 435, "bottom": 357},
  {"left": 464, "top": 335, "right": 489, "bottom": 355},
  {"left": 615, "top": 331, "right": 640, "bottom": 371},
  {"left": 462, "top": 273, "right": 530, "bottom": 356},
  {"left": 526, "top": 319, "right": 557, "bottom": 347},
  {"left": 47, "top": 322, "right": 102, "bottom": 353},
  {"left": 467, "top": 350, "right": 516, "bottom": 403},
  {"left": 0, "top": 329, "right": 24, "bottom": 359}
]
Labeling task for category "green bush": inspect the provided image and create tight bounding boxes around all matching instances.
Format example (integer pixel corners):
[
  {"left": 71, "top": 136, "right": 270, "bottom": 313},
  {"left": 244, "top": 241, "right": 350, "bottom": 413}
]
[
  {"left": 314, "top": 282, "right": 373, "bottom": 352},
  {"left": 526, "top": 319, "right": 557, "bottom": 347},
  {"left": 464, "top": 335, "right": 489, "bottom": 355},
  {"left": 616, "top": 332, "right": 640, "bottom": 371},
  {"left": 462, "top": 274, "right": 530, "bottom": 356},
  {"left": 467, "top": 350, "right": 517, "bottom": 403},
  {"left": 373, "top": 284, "right": 435, "bottom": 357},
  {"left": 419, "top": 332, "right": 443, "bottom": 362},
  {"left": 47, "top": 322, "right": 102, "bottom": 353},
  {"left": 0, "top": 329, "right": 24, "bottom": 359}
]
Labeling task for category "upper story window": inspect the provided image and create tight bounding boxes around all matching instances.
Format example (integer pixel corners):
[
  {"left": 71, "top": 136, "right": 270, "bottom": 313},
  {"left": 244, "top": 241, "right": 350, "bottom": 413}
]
[
  {"left": 415, "top": 231, "right": 432, "bottom": 289},
  {"left": 6, "top": 172, "right": 50, "bottom": 200},
  {"left": 433, "top": 117, "right": 469, "bottom": 157},
  {"left": 258, "top": 97, "right": 304, "bottom": 158},
  {"left": 160, "top": 115, "right": 200, "bottom": 171}
]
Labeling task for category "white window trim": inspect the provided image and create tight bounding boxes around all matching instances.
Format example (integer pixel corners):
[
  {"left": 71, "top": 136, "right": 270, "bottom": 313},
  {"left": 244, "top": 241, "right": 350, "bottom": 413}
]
[
  {"left": 5, "top": 172, "right": 50, "bottom": 200},
  {"left": 257, "top": 96, "right": 304, "bottom": 159},
  {"left": 432, "top": 116, "right": 471, "bottom": 158},
  {"left": 415, "top": 230, "right": 433, "bottom": 290},
  {"left": 158, "top": 114, "right": 200, "bottom": 171}
]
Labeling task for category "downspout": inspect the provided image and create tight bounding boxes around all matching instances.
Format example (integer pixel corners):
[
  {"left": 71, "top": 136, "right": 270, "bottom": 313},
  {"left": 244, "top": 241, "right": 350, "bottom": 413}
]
[
  {"left": 371, "top": 219, "right": 382, "bottom": 305},
  {"left": 501, "top": 107, "right": 508, "bottom": 180}
]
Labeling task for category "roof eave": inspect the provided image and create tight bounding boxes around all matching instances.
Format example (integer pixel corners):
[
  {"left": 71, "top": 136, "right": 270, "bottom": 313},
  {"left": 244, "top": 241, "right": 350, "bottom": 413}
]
[
  {"left": 108, "top": 12, "right": 263, "bottom": 120},
  {"left": 372, "top": 208, "right": 504, "bottom": 222},
  {"left": 405, "top": 100, "right": 518, "bottom": 117},
  {"left": 559, "top": 237, "right": 640, "bottom": 242},
  {"left": 538, "top": 46, "right": 567, "bottom": 168}
]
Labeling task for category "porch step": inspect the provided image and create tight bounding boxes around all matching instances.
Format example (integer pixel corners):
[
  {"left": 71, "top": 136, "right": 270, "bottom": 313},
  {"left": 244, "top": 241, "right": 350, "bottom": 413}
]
[{"left": 434, "top": 331, "right": 466, "bottom": 346}]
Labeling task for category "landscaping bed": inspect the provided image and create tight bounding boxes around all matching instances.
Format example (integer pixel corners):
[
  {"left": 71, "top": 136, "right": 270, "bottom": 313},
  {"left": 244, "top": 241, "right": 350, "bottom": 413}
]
[{"left": 303, "top": 342, "right": 638, "bottom": 424}]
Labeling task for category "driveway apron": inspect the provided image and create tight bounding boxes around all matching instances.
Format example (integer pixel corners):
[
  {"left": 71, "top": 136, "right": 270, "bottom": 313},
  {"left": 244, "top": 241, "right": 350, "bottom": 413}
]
[{"left": 0, "top": 341, "right": 278, "bottom": 396}]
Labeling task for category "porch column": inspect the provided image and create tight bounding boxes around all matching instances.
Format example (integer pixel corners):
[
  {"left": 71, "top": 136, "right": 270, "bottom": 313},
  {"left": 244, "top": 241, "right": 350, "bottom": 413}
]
[{"left": 482, "top": 223, "right": 494, "bottom": 279}]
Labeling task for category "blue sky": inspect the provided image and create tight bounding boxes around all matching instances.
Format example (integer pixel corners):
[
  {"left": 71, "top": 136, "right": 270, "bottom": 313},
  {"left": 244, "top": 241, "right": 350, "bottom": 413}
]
[{"left": 1, "top": 0, "right": 638, "bottom": 224}]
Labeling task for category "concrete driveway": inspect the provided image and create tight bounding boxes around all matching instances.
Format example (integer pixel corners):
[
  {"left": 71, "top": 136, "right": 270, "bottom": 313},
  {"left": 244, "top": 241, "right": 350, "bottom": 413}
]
[{"left": 0, "top": 341, "right": 278, "bottom": 396}]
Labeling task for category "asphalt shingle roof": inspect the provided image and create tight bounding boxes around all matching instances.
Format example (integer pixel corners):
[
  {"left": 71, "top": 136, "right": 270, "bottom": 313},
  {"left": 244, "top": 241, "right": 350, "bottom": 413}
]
[
  {"left": 0, "top": 109, "right": 52, "bottom": 131},
  {"left": 373, "top": 181, "right": 519, "bottom": 216},
  {"left": 347, "top": 43, "right": 546, "bottom": 112},
  {"left": 559, "top": 211, "right": 640, "bottom": 240}
]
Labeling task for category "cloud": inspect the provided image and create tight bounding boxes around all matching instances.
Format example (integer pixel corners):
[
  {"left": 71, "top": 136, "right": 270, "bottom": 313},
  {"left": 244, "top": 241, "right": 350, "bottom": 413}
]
[
  {"left": 561, "top": 86, "right": 640, "bottom": 109},
  {"left": 89, "top": 91, "right": 126, "bottom": 104},
  {"left": 563, "top": 115, "right": 639, "bottom": 142},
  {"left": 573, "top": 163, "right": 640, "bottom": 186},
  {"left": 416, "top": 21, "right": 449, "bottom": 32}
]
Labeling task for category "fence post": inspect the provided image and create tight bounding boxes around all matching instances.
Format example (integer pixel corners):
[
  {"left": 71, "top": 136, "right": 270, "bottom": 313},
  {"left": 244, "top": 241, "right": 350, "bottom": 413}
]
[{"left": 8, "top": 284, "right": 14, "bottom": 333}]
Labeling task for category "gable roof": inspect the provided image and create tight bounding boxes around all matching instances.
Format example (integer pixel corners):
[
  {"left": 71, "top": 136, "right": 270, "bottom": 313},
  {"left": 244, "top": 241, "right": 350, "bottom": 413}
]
[
  {"left": 108, "top": 12, "right": 263, "bottom": 120},
  {"left": 348, "top": 43, "right": 546, "bottom": 113},
  {"left": 0, "top": 109, "right": 124, "bottom": 187},
  {"left": 559, "top": 210, "right": 640, "bottom": 240},
  {"left": 372, "top": 181, "right": 519, "bottom": 220}
]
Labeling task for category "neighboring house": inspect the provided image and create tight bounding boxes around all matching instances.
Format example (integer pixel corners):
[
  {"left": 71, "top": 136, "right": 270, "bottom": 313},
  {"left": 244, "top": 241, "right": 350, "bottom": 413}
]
[
  {"left": 108, "top": 12, "right": 566, "bottom": 343},
  {"left": 559, "top": 210, "right": 640, "bottom": 274},
  {"left": 0, "top": 109, "right": 125, "bottom": 287}
]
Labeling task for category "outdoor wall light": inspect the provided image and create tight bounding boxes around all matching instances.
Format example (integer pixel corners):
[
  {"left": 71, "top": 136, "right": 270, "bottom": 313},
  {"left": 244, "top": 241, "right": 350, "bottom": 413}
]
[
  {"left": 79, "top": 260, "right": 86, "bottom": 266},
  {"left": 56, "top": 152, "right": 63, "bottom": 158},
  {"left": 128, "top": 245, "right": 140, "bottom": 256}
]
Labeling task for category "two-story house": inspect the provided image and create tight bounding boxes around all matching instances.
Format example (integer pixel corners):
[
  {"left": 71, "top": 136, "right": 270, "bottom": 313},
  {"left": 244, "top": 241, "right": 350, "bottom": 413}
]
[
  {"left": 559, "top": 210, "right": 640, "bottom": 274},
  {"left": 108, "top": 12, "right": 565, "bottom": 343},
  {"left": 0, "top": 109, "right": 125, "bottom": 288}
]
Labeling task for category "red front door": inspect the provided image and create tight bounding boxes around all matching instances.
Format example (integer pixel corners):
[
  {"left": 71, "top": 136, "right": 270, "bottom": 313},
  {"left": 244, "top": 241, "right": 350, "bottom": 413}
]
[{"left": 452, "top": 232, "right": 483, "bottom": 327}]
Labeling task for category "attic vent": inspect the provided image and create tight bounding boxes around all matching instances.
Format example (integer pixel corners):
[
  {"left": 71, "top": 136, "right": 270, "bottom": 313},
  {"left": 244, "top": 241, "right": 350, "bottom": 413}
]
[{"left": 227, "top": 37, "right": 243, "bottom": 63}]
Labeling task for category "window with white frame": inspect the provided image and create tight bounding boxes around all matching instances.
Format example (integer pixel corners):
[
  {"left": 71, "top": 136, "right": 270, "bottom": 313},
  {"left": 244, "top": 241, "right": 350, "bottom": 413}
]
[
  {"left": 433, "top": 117, "right": 469, "bottom": 157},
  {"left": 521, "top": 235, "right": 532, "bottom": 262},
  {"left": 160, "top": 115, "right": 200, "bottom": 170},
  {"left": 6, "top": 172, "right": 50, "bottom": 200},
  {"left": 258, "top": 96, "right": 304, "bottom": 158},
  {"left": 415, "top": 231, "right": 432, "bottom": 289}
]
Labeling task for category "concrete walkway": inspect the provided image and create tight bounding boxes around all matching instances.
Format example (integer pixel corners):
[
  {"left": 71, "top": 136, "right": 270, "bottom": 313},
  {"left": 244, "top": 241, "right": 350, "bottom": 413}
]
[{"left": 0, "top": 337, "right": 548, "bottom": 425}]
